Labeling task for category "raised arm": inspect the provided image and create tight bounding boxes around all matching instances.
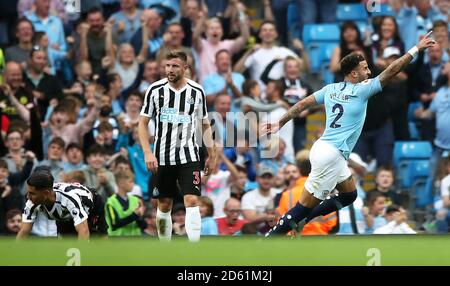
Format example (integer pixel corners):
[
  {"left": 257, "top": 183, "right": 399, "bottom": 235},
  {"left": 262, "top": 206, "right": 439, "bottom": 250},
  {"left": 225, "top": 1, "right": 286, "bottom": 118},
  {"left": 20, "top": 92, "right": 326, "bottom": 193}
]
[
  {"left": 379, "top": 31, "right": 436, "bottom": 88},
  {"left": 192, "top": 11, "right": 206, "bottom": 53},
  {"left": 260, "top": 94, "right": 318, "bottom": 136},
  {"left": 16, "top": 222, "right": 33, "bottom": 240},
  {"left": 79, "top": 23, "right": 90, "bottom": 61},
  {"left": 230, "top": 4, "right": 250, "bottom": 53}
]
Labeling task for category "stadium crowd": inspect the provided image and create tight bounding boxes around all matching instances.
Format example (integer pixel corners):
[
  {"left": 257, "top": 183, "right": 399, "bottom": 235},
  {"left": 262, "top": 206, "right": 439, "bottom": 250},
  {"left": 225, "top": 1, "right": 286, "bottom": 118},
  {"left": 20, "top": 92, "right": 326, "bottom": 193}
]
[{"left": 0, "top": 0, "right": 449, "bottom": 237}]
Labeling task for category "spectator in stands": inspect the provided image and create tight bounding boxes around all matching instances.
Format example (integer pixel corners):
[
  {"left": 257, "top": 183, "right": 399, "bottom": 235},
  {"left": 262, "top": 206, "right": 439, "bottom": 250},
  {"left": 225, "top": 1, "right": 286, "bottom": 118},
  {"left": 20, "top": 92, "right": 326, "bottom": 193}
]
[
  {"left": 241, "top": 167, "right": 279, "bottom": 226},
  {"left": 107, "top": 20, "right": 148, "bottom": 92},
  {"left": 234, "top": 20, "right": 297, "bottom": 91},
  {"left": 4, "top": 18, "right": 34, "bottom": 67},
  {"left": 105, "top": 170, "right": 144, "bottom": 236},
  {"left": 260, "top": 137, "right": 293, "bottom": 176},
  {"left": 63, "top": 61, "right": 94, "bottom": 101},
  {"left": 202, "top": 49, "right": 245, "bottom": 109},
  {"left": 374, "top": 205, "right": 416, "bottom": 234},
  {"left": 216, "top": 197, "right": 247, "bottom": 235},
  {"left": 371, "top": 16, "right": 405, "bottom": 66},
  {"left": 0, "top": 62, "right": 33, "bottom": 122},
  {"left": 397, "top": 0, "right": 445, "bottom": 51},
  {"left": 172, "top": 203, "right": 186, "bottom": 236},
  {"left": 330, "top": 21, "right": 373, "bottom": 82},
  {"left": 415, "top": 62, "right": 450, "bottom": 184},
  {"left": 366, "top": 166, "right": 401, "bottom": 206},
  {"left": 37, "top": 136, "right": 65, "bottom": 180},
  {"left": 199, "top": 196, "right": 218, "bottom": 235},
  {"left": 63, "top": 143, "right": 86, "bottom": 172},
  {"left": 234, "top": 79, "right": 285, "bottom": 114},
  {"left": 82, "top": 144, "right": 117, "bottom": 202},
  {"left": 261, "top": 80, "right": 294, "bottom": 160},
  {"left": 109, "top": 0, "right": 143, "bottom": 44},
  {"left": 130, "top": 8, "right": 164, "bottom": 60},
  {"left": 23, "top": 47, "right": 63, "bottom": 119},
  {"left": 33, "top": 31, "right": 66, "bottom": 76},
  {"left": 156, "top": 23, "right": 192, "bottom": 62},
  {"left": 2, "top": 129, "right": 38, "bottom": 197},
  {"left": 180, "top": 0, "right": 205, "bottom": 47},
  {"left": 274, "top": 163, "right": 300, "bottom": 211},
  {"left": 76, "top": 7, "right": 118, "bottom": 75},
  {"left": 434, "top": 0, "right": 449, "bottom": 22},
  {"left": 260, "top": 56, "right": 313, "bottom": 152},
  {"left": 95, "top": 121, "right": 117, "bottom": 156},
  {"left": 0, "top": 153, "right": 35, "bottom": 232},
  {"left": 203, "top": 148, "right": 240, "bottom": 218},
  {"left": 277, "top": 160, "right": 310, "bottom": 216},
  {"left": 193, "top": 11, "right": 249, "bottom": 82},
  {"left": 24, "top": 0, "right": 67, "bottom": 69},
  {"left": 364, "top": 191, "right": 388, "bottom": 234},
  {"left": 138, "top": 59, "right": 159, "bottom": 93},
  {"left": 430, "top": 20, "right": 449, "bottom": 62},
  {"left": 435, "top": 156, "right": 450, "bottom": 233},
  {"left": 338, "top": 153, "right": 368, "bottom": 235},
  {"left": 2, "top": 209, "right": 22, "bottom": 236},
  {"left": 221, "top": 138, "right": 257, "bottom": 182},
  {"left": 142, "top": 206, "right": 157, "bottom": 236},
  {"left": 45, "top": 97, "right": 99, "bottom": 147}
]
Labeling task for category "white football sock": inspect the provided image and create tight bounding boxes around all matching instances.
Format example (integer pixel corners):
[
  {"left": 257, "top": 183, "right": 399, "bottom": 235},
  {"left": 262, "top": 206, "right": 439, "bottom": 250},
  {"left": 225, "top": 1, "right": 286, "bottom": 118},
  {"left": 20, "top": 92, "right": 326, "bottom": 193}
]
[
  {"left": 156, "top": 208, "right": 173, "bottom": 241},
  {"left": 185, "top": 206, "right": 201, "bottom": 242}
]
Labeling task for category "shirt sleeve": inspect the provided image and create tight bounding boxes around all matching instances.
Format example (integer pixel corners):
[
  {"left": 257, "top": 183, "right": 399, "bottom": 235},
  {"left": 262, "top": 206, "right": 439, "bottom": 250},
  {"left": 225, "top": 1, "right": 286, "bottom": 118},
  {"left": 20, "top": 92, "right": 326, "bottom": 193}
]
[
  {"left": 241, "top": 192, "right": 255, "bottom": 211},
  {"left": 441, "top": 176, "right": 450, "bottom": 198},
  {"left": 313, "top": 86, "right": 327, "bottom": 105},
  {"left": 357, "top": 76, "right": 382, "bottom": 100},
  {"left": 140, "top": 86, "right": 155, "bottom": 117},
  {"left": 197, "top": 85, "right": 209, "bottom": 120},
  {"left": 22, "top": 200, "right": 39, "bottom": 223},
  {"left": 65, "top": 196, "right": 89, "bottom": 226}
]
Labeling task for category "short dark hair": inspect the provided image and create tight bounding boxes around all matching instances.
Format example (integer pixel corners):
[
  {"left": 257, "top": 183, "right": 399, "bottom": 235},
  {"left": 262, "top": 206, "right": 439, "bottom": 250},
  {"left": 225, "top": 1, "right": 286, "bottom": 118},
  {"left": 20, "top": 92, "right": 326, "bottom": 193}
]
[
  {"left": 86, "top": 144, "right": 107, "bottom": 158},
  {"left": 66, "top": 142, "right": 82, "bottom": 153},
  {"left": 6, "top": 209, "right": 22, "bottom": 220},
  {"left": 376, "top": 165, "right": 394, "bottom": 177},
  {"left": 15, "top": 17, "right": 34, "bottom": 32},
  {"left": 215, "top": 49, "right": 230, "bottom": 59},
  {"left": 49, "top": 137, "right": 65, "bottom": 149},
  {"left": 87, "top": 6, "right": 103, "bottom": 17},
  {"left": 235, "top": 164, "right": 248, "bottom": 174},
  {"left": 298, "top": 159, "right": 311, "bottom": 177},
  {"left": 126, "top": 90, "right": 143, "bottom": 102},
  {"left": 166, "top": 51, "right": 188, "bottom": 63},
  {"left": 386, "top": 204, "right": 400, "bottom": 215},
  {"left": 242, "top": 79, "right": 259, "bottom": 96},
  {"left": 0, "top": 159, "right": 8, "bottom": 170},
  {"left": 26, "top": 168, "right": 54, "bottom": 191},
  {"left": 340, "top": 53, "right": 366, "bottom": 76},
  {"left": 6, "top": 128, "right": 23, "bottom": 139},
  {"left": 97, "top": 121, "right": 113, "bottom": 133},
  {"left": 433, "top": 19, "right": 447, "bottom": 30}
]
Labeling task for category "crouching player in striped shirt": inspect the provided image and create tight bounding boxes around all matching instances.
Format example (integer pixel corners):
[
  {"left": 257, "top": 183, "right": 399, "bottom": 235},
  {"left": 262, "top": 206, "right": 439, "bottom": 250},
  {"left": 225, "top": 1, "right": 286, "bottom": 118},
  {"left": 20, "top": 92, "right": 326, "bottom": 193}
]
[
  {"left": 17, "top": 167, "right": 107, "bottom": 240},
  {"left": 138, "top": 51, "right": 216, "bottom": 242}
]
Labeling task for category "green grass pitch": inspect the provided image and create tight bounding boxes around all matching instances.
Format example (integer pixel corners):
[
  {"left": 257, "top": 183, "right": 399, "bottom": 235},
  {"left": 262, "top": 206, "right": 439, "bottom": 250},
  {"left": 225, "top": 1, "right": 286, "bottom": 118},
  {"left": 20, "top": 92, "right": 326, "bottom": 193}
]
[{"left": 1, "top": 235, "right": 450, "bottom": 266}]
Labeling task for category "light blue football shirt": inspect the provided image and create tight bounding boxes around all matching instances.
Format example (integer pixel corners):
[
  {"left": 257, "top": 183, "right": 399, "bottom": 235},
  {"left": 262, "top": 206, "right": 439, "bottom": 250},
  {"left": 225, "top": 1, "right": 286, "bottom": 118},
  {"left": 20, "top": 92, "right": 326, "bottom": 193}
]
[{"left": 314, "top": 76, "right": 382, "bottom": 159}]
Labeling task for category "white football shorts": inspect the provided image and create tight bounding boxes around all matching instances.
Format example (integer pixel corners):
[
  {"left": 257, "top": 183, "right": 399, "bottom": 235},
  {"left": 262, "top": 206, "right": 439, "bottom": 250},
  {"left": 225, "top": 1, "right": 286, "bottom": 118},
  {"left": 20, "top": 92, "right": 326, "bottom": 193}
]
[{"left": 304, "top": 139, "right": 352, "bottom": 200}]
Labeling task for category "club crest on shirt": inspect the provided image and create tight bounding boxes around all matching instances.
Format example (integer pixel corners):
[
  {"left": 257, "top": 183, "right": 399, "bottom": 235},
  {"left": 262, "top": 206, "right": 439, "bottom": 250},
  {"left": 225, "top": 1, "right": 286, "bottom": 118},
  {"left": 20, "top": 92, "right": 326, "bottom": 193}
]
[
  {"left": 71, "top": 209, "right": 79, "bottom": 216},
  {"left": 187, "top": 96, "right": 195, "bottom": 104}
]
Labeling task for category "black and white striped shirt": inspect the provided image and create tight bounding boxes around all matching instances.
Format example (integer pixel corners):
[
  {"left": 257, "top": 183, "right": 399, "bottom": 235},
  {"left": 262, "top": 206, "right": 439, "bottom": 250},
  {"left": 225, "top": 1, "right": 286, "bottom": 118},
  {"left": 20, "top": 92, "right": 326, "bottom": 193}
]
[
  {"left": 140, "top": 78, "right": 208, "bottom": 166},
  {"left": 23, "top": 183, "right": 94, "bottom": 226}
]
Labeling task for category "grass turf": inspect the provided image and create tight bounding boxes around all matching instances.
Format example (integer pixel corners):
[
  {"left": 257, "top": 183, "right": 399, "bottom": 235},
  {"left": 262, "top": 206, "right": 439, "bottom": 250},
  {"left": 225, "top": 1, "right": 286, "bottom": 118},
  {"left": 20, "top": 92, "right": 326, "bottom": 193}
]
[{"left": 1, "top": 235, "right": 450, "bottom": 266}]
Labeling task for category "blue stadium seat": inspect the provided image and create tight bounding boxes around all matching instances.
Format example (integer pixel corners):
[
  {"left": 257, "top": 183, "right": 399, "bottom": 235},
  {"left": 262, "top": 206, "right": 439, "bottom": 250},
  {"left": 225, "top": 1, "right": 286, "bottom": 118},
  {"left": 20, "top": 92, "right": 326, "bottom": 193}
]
[
  {"left": 302, "top": 24, "right": 341, "bottom": 47},
  {"left": 412, "top": 177, "right": 434, "bottom": 208},
  {"left": 336, "top": 4, "right": 368, "bottom": 22},
  {"left": 401, "top": 159, "right": 429, "bottom": 188},
  {"left": 286, "top": 3, "right": 301, "bottom": 39},
  {"left": 393, "top": 141, "right": 432, "bottom": 167},
  {"left": 408, "top": 122, "right": 420, "bottom": 140},
  {"left": 369, "top": 3, "right": 396, "bottom": 17}
]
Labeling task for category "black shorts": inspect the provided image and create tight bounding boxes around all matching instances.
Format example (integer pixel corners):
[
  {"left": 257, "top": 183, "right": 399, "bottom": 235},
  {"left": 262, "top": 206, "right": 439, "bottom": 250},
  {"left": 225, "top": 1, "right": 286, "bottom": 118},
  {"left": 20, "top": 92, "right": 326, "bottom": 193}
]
[
  {"left": 151, "top": 162, "right": 201, "bottom": 199},
  {"left": 56, "top": 190, "right": 107, "bottom": 236}
]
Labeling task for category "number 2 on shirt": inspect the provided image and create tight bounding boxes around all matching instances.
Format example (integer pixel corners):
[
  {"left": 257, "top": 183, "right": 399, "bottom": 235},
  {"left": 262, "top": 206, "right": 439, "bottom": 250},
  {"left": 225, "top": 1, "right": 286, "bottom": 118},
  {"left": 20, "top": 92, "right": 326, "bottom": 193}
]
[{"left": 330, "top": 103, "right": 344, "bottom": 128}]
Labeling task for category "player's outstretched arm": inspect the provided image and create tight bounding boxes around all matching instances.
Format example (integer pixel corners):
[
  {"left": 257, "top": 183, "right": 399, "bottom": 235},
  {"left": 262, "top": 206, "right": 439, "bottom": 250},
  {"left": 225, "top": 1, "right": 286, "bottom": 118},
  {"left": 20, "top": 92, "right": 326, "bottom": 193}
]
[
  {"left": 379, "top": 31, "right": 436, "bottom": 88},
  {"left": 260, "top": 95, "right": 318, "bottom": 136},
  {"left": 16, "top": 222, "right": 33, "bottom": 240},
  {"left": 75, "top": 220, "right": 90, "bottom": 240}
]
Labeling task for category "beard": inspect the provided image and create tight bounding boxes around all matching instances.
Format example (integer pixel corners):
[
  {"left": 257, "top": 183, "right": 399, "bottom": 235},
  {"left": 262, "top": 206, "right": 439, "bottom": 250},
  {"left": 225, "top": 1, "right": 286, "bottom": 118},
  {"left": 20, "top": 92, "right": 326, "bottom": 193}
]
[{"left": 167, "top": 73, "right": 182, "bottom": 83}]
